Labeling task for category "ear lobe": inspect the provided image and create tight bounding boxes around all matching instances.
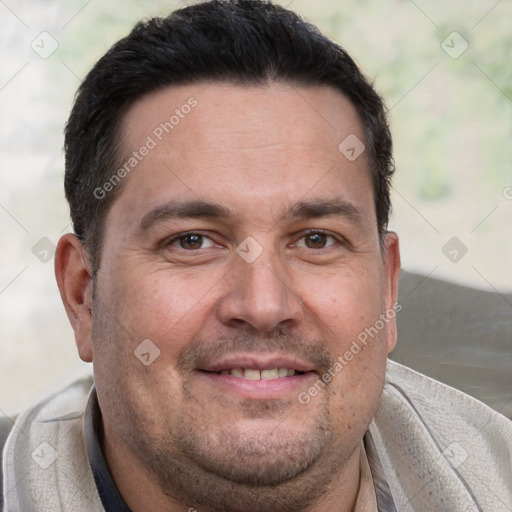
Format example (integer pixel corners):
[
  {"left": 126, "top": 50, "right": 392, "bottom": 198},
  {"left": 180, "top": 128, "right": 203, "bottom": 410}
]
[
  {"left": 383, "top": 231, "right": 400, "bottom": 354},
  {"left": 55, "top": 233, "right": 94, "bottom": 362}
]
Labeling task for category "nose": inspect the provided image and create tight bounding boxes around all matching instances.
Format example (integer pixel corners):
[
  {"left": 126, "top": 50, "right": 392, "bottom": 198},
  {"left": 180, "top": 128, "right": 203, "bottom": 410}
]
[{"left": 216, "top": 251, "right": 303, "bottom": 333}]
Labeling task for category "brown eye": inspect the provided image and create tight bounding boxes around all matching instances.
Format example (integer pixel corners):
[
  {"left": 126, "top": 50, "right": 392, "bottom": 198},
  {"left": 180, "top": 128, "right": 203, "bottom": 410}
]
[
  {"left": 166, "top": 232, "right": 218, "bottom": 252},
  {"left": 305, "top": 233, "right": 328, "bottom": 249},
  {"left": 295, "top": 232, "right": 338, "bottom": 250},
  {"left": 178, "top": 234, "right": 204, "bottom": 250}
]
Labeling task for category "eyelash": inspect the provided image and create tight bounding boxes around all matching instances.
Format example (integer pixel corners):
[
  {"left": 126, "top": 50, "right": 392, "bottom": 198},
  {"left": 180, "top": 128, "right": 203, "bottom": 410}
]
[
  {"left": 165, "top": 231, "right": 217, "bottom": 250},
  {"left": 163, "top": 230, "right": 345, "bottom": 251},
  {"left": 297, "top": 229, "right": 341, "bottom": 249}
]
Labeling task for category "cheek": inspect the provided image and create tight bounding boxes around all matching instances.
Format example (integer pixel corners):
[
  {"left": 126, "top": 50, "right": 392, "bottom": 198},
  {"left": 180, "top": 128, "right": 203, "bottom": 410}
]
[
  {"left": 295, "top": 261, "right": 384, "bottom": 340},
  {"left": 92, "top": 270, "right": 209, "bottom": 433},
  {"left": 324, "top": 334, "right": 388, "bottom": 437},
  {"left": 297, "top": 263, "right": 388, "bottom": 418},
  {"left": 101, "top": 265, "right": 223, "bottom": 357}
]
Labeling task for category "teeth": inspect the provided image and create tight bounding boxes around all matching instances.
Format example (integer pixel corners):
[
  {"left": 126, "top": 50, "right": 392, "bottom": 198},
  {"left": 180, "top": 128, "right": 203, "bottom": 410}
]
[
  {"left": 278, "top": 368, "right": 289, "bottom": 378},
  {"left": 261, "top": 368, "right": 279, "bottom": 380},
  {"left": 218, "top": 367, "right": 299, "bottom": 380},
  {"left": 244, "top": 369, "right": 261, "bottom": 381},
  {"left": 231, "top": 368, "right": 244, "bottom": 378}
]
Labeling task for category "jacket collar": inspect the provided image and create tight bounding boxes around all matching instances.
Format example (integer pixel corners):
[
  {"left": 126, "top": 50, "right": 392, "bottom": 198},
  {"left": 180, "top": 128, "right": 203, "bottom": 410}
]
[{"left": 84, "top": 388, "right": 396, "bottom": 512}]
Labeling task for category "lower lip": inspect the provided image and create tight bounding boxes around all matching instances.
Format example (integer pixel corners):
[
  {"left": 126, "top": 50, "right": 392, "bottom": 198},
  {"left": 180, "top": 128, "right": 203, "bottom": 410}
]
[{"left": 197, "top": 371, "right": 316, "bottom": 399}]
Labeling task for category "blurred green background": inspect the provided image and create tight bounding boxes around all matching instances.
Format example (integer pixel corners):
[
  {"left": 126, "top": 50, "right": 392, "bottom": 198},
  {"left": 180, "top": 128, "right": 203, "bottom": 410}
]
[{"left": 1, "top": 0, "right": 511, "bottom": 414}]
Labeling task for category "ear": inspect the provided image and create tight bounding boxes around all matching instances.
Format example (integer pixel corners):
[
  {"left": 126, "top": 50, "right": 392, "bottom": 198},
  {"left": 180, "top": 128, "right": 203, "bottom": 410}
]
[
  {"left": 382, "top": 231, "right": 400, "bottom": 354},
  {"left": 55, "top": 233, "right": 94, "bottom": 362}
]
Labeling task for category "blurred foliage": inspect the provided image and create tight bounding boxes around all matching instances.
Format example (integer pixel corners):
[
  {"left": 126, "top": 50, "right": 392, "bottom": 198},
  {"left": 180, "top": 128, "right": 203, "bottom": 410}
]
[{"left": 47, "top": 0, "right": 512, "bottom": 204}]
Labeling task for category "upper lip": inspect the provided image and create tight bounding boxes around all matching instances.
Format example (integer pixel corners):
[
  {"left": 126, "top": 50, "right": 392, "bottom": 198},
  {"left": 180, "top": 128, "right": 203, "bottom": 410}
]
[{"left": 198, "top": 353, "right": 316, "bottom": 373}]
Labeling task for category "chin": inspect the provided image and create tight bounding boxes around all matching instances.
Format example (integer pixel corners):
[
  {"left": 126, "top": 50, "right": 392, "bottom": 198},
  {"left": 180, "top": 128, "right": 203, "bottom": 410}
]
[
  {"left": 137, "top": 415, "right": 351, "bottom": 512},
  {"left": 193, "top": 434, "right": 322, "bottom": 485}
]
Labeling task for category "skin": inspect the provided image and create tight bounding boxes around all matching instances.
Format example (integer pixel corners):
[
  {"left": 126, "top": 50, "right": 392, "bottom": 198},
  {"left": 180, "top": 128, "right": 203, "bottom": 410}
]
[{"left": 56, "top": 82, "right": 400, "bottom": 512}]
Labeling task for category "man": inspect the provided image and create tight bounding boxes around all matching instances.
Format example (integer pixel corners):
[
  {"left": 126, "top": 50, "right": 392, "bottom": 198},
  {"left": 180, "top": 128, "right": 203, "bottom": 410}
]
[{"left": 1, "top": 1, "right": 511, "bottom": 510}]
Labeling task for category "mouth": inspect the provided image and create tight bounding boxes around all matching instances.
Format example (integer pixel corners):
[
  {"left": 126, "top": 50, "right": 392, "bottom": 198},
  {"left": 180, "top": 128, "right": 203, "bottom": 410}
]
[
  {"left": 196, "top": 354, "right": 317, "bottom": 398},
  {"left": 205, "top": 367, "right": 304, "bottom": 380}
]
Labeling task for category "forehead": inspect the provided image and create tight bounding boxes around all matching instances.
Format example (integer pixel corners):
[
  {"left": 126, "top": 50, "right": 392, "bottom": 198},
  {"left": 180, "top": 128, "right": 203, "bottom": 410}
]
[
  {"left": 120, "top": 81, "right": 364, "bottom": 157},
  {"left": 108, "top": 81, "right": 374, "bottom": 230}
]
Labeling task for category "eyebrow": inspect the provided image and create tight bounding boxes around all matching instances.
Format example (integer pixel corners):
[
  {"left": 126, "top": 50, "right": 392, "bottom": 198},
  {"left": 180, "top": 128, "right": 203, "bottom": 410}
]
[
  {"left": 286, "top": 198, "right": 364, "bottom": 224},
  {"left": 139, "top": 197, "right": 364, "bottom": 233},
  {"left": 139, "top": 200, "right": 231, "bottom": 232}
]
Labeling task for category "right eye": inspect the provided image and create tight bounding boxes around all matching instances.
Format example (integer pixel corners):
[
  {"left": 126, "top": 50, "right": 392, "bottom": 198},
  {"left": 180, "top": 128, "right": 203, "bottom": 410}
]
[{"left": 167, "top": 233, "right": 217, "bottom": 250}]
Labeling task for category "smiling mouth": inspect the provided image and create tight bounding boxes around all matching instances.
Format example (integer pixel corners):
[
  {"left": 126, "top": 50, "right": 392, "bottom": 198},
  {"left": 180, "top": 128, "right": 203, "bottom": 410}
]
[{"left": 203, "top": 368, "right": 306, "bottom": 380}]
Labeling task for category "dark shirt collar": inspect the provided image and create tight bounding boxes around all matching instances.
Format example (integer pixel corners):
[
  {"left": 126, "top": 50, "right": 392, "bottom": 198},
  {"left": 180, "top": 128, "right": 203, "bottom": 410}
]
[
  {"left": 84, "top": 387, "right": 396, "bottom": 512},
  {"left": 84, "top": 388, "right": 133, "bottom": 512},
  {"left": 364, "top": 429, "right": 397, "bottom": 512}
]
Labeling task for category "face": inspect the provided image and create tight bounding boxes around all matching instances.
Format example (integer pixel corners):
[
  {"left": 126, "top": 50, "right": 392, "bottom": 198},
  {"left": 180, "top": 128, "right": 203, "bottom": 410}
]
[{"left": 63, "top": 82, "right": 399, "bottom": 511}]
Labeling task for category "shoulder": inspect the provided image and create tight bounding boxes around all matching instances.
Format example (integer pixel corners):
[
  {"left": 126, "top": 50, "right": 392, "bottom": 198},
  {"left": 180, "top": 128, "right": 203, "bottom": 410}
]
[
  {"left": 2, "top": 375, "right": 98, "bottom": 511},
  {"left": 368, "top": 360, "right": 512, "bottom": 511},
  {"left": 0, "top": 415, "right": 17, "bottom": 511},
  {"left": 2, "top": 374, "right": 94, "bottom": 455},
  {"left": 383, "top": 359, "right": 511, "bottom": 436}
]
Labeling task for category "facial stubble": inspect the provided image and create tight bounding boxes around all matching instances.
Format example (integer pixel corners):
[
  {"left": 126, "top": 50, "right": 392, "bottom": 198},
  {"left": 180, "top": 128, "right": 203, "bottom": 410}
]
[{"left": 93, "top": 307, "right": 366, "bottom": 512}]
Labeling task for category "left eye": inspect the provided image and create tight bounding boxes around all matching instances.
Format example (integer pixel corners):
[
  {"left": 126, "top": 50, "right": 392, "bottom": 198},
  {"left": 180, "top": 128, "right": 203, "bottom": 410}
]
[
  {"left": 171, "top": 234, "right": 217, "bottom": 250},
  {"left": 296, "top": 232, "right": 337, "bottom": 249}
]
